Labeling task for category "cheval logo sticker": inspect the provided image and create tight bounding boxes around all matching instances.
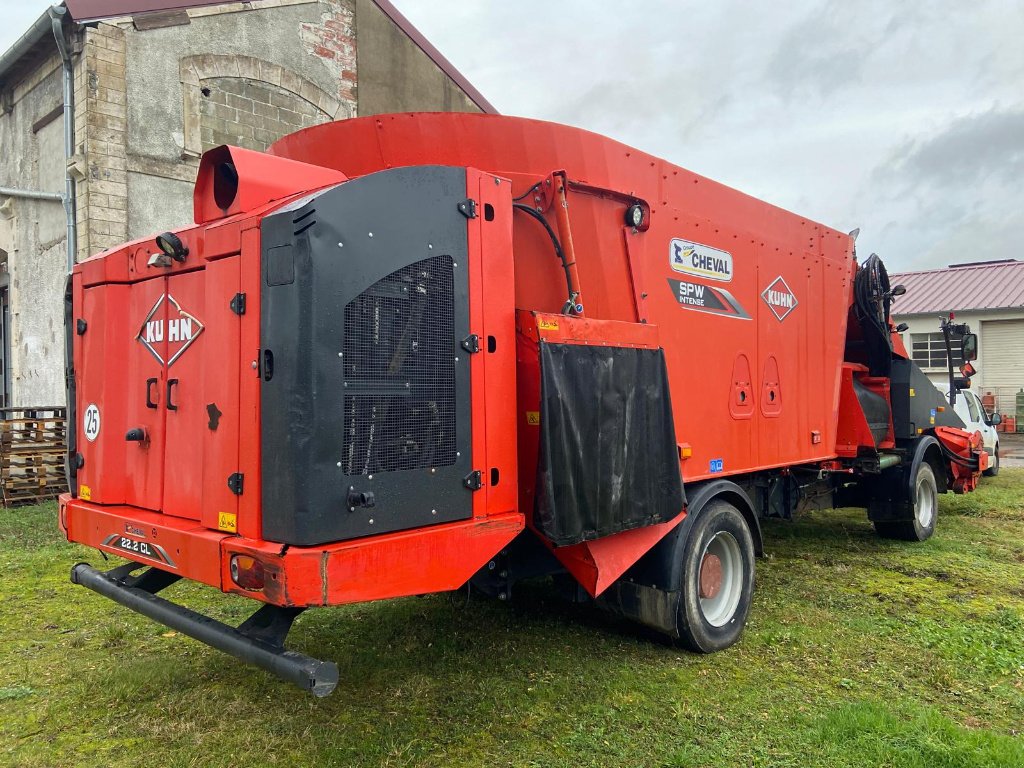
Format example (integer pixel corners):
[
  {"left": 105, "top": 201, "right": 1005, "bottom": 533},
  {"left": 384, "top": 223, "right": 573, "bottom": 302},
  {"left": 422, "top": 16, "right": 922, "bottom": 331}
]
[
  {"left": 761, "top": 276, "right": 798, "bottom": 321},
  {"left": 670, "top": 239, "right": 733, "bottom": 282},
  {"left": 137, "top": 294, "right": 205, "bottom": 365}
]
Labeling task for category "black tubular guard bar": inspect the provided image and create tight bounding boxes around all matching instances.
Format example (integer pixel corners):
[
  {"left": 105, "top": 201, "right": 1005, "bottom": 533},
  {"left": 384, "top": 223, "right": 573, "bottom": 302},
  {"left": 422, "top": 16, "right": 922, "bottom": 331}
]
[{"left": 70, "top": 563, "right": 339, "bottom": 697}]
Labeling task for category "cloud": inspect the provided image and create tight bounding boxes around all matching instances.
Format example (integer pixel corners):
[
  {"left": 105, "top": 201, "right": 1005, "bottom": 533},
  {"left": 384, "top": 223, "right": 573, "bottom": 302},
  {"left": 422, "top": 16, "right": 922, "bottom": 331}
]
[{"left": 882, "top": 107, "right": 1024, "bottom": 188}]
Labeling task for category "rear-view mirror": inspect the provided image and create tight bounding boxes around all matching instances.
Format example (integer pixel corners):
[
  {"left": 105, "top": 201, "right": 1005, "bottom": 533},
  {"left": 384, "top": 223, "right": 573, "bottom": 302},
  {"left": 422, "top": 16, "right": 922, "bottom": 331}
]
[{"left": 961, "top": 333, "right": 978, "bottom": 361}]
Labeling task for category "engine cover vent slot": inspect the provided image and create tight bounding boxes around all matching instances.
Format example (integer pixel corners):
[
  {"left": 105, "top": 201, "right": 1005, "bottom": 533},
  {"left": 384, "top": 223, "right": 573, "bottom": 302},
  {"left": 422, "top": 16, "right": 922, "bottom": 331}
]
[{"left": 341, "top": 254, "right": 457, "bottom": 476}]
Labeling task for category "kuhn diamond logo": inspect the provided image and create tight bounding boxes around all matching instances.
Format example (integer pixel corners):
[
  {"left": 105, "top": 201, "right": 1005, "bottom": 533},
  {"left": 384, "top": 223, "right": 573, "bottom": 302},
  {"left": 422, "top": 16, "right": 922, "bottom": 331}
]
[
  {"left": 136, "top": 294, "right": 205, "bottom": 366},
  {"left": 761, "top": 276, "right": 798, "bottom": 321}
]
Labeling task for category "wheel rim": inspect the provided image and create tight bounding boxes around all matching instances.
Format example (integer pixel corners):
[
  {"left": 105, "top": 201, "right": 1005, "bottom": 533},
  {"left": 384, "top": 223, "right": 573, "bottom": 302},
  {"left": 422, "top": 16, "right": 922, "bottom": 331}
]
[
  {"left": 698, "top": 531, "right": 743, "bottom": 627},
  {"left": 916, "top": 473, "right": 936, "bottom": 528}
]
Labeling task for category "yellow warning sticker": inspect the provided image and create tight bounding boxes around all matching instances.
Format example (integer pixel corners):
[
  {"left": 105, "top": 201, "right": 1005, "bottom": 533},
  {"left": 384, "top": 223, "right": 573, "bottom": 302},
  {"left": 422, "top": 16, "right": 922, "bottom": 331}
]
[
  {"left": 79, "top": 484, "right": 92, "bottom": 501},
  {"left": 526, "top": 411, "right": 541, "bottom": 425},
  {"left": 538, "top": 318, "right": 560, "bottom": 331},
  {"left": 218, "top": 512, "right": 237, "bottom": 533},
  {"left": 910, "top": 388, "right": 916, "bottom": 397}
]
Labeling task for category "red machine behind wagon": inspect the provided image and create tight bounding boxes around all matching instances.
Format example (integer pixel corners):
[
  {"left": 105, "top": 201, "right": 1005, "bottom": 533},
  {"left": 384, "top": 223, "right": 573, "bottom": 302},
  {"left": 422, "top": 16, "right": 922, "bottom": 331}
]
[{"left": 60, "top": 114, "right": 986, "bottom": 695}]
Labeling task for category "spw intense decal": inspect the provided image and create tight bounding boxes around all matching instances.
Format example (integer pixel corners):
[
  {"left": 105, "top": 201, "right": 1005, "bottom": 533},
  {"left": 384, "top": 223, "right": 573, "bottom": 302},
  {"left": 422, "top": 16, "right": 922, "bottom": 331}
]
[
  {"left": 667, "top": 278, "right": 751, "bottom": 320},
  {"left": 137, "top": 293, "right": 205, "bottom": 366},
  {"left": 670, "top": 239, "right": 733, "bottom": 282}
]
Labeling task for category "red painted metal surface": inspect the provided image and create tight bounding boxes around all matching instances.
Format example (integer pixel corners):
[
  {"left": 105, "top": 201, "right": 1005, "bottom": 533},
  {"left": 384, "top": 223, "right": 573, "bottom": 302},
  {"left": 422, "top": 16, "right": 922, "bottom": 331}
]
[
  {"left": 60, "top": 494, "right": 522, "bottom": 607},
  {"left": 274, "top": 114, "right": 856, "bottom": 483},
  {"left": 61, "top": 497, "right": 228, "bottom": 587},
  {"left": 66, "top": 156, "right": 523, "bottom": 608},
  {"left": 835, "top": 364, "right": 895, "bottom": 458},
  {"left": 934, "top": 426, "right": 987, "bottom": 493},
  {"left": 193, "top": 146, "right": 346, "bottom": 225},
  {"left": 64, "top": 113, "right": 985, "bottom": 623}
]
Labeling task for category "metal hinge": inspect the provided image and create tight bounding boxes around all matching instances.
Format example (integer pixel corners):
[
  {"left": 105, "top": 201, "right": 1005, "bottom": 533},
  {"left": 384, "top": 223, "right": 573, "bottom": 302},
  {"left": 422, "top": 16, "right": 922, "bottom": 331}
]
[
  {"left": 230, "top": 292, "right": 246, "bottom": 315},
  {"left": 76, "top": 318, "right": 87, "bottom": 335},
  {"left": 463, "top": 470, "right": 483, "bottom": 491},
  {"left": 461, "top": 334, "right": 480, "bottom": 353},
  {"left": 227, "top": 472, "right": 244, "bottom": 495},
  {"left": 457, "top": 198, "right": 478, "bottom": 218}
]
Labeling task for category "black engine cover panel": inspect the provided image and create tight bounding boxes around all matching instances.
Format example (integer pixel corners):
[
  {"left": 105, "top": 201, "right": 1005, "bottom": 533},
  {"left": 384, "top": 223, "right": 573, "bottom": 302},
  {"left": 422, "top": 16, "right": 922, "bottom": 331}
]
[{"left": 259, "top": 166, "right": 473, "bottom": 546}]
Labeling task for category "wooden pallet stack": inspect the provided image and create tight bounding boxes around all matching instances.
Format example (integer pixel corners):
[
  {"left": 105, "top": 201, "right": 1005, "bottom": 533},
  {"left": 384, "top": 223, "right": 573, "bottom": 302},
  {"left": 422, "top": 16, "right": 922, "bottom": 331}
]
[{"left": 0, "top": 406, "right": 69, "bottom": 506}]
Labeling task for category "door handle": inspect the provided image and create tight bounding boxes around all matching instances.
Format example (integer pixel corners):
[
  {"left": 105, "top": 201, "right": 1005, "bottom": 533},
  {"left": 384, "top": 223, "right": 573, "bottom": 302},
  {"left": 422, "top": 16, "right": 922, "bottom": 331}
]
[
  {"left": 145, "top": 378, "right": 158, "bottom": 409},
  {"left": 166, "top": 379, "right": 179, "bottom": 411}
]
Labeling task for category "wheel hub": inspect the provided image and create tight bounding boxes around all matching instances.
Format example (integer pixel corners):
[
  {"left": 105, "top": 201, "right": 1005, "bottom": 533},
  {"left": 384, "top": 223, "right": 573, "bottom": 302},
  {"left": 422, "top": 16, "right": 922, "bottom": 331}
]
[{"left": 699, "top": 553, "right": 723, "bottom": 599}]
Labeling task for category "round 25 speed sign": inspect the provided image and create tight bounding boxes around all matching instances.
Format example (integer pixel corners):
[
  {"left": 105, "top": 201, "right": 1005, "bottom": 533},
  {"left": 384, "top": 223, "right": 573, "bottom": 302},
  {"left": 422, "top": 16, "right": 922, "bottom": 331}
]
[{"left": 83, "top": 403, "right": 101, "bottom": 442}]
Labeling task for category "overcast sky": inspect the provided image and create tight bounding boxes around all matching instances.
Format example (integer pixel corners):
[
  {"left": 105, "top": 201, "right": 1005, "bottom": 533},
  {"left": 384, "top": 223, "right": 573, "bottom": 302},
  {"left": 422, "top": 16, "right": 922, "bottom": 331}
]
[{"left": 3, "top": 1, "right": 1021, "bottom": 272}]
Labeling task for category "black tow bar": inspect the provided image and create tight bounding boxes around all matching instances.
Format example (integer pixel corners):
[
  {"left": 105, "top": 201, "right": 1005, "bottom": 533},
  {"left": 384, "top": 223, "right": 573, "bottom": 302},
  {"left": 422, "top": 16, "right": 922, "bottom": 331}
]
[{"left": 70, "top": 562, "right": 338, "bottom": 697}]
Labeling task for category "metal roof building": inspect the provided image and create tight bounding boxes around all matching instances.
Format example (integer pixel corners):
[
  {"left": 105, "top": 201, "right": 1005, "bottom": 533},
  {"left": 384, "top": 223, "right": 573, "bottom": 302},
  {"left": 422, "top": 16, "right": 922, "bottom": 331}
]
[
  {"left": 891, "top": 259, "right": 1024, "bottom": 426},
  {"left": 889, "top": 259, "right": 1024, "bottom": 316}
]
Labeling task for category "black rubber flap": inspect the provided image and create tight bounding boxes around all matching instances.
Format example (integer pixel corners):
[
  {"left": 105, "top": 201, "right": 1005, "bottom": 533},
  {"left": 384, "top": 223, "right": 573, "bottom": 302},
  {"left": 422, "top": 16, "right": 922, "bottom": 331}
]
[
  {"left": 535, "top": 342, "right": 684, "bottom": 546},
  {"left": 852, "top": 377, "right": 891, "bottom": 446}
]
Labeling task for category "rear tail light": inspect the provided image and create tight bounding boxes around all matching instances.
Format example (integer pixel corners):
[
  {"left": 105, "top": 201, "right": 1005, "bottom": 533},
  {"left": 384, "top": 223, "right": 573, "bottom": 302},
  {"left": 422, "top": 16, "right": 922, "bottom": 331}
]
[{"left": 229, "top": 555, "right": 265, "bottom": 591}]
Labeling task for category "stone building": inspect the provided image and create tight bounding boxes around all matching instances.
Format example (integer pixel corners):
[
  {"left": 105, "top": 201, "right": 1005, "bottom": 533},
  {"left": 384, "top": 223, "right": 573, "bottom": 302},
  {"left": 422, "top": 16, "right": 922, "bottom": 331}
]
[{"left": 0, "top": 0, "right": 493, "bottom": 407}]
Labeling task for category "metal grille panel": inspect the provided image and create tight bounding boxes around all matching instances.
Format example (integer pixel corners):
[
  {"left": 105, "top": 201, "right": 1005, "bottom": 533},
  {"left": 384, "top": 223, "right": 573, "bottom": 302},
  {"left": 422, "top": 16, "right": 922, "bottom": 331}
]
[{"left": 342, "top": 255, "right": 456, "bottom": 475}]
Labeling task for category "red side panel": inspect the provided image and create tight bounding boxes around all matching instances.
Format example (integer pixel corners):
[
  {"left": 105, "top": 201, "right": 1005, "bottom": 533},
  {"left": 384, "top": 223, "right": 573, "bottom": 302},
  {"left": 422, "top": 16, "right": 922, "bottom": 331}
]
[
  {"left": 198, "top": 256, "right": 242, "bottom": 531},
  {"left": 236, "top": 227, "right": 263, "bottom": 540},
  {"left": 123, "top": 277, "right": 168, "bottom": 511},
  {"left": 75, "top": 278, "right": 131, "bottom": 505},
  {"left": 159, "top": 259, "right": 242, "bottom": 524},
  {"left": 470, "top": 170, "right": 519, "bottom": 519}
]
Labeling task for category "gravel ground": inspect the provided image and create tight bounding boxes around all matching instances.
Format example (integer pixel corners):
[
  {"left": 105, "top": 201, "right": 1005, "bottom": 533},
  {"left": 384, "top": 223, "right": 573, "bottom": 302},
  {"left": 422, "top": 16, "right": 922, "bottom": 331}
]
[{"left": 999, "top": 432, "right": 1024, "bottom": 469}]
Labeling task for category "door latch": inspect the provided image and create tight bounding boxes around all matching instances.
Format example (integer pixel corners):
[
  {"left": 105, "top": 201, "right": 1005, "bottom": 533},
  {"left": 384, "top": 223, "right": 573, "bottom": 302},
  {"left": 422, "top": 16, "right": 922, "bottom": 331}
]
[
  {"left": 461, "top": 334, "right": 480, "bottom": 353},
  {"left": 347, "top": 488, "right": 376, "bottom": 511},
  {"left": 457, "top": 198, "right": 478, "bottom": 218}
]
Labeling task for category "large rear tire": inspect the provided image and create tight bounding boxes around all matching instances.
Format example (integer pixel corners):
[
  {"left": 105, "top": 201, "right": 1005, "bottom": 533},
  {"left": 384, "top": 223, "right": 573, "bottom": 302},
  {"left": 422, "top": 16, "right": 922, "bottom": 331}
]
[
  {"left": 676, "top": 500, "right": 755, "bottom": 652},
  {"left": 874, "top": 462, "right": 938, "bottom": 542}
]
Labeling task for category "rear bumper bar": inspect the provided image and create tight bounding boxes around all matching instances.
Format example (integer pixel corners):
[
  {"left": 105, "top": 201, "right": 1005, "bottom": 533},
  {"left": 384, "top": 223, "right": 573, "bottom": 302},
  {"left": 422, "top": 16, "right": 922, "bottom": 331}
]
[{"left": 71, "top": 562, "right": 339, "bottom": 697}]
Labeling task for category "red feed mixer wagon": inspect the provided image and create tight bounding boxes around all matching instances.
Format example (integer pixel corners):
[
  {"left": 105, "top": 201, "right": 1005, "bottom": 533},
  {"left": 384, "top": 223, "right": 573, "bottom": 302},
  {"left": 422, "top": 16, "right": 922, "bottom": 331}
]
[{"left": 60, "top": 113, "right": 987, "bottom": 696}]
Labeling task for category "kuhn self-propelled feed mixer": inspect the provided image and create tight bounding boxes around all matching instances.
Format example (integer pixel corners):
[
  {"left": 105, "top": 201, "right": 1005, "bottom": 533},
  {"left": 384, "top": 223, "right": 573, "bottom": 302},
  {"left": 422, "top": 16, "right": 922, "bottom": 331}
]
[{"left": 61, "top": 114, "right": 987, "bottom": 695}]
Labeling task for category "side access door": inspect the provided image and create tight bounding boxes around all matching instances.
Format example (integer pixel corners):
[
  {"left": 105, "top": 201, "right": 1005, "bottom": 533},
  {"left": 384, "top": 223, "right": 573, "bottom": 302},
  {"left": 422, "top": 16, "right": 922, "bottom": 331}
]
[{"left": 161, "top": 257, "right": 242, "bottom": 529}]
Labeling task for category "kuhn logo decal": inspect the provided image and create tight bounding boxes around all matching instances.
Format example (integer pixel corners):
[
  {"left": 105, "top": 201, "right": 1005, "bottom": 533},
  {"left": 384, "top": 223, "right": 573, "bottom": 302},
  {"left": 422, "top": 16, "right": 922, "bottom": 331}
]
[
  {"left": 670, "top": 239, "right": 733, "bottom": 282},
  {"left": 761, "top": 276, "right": 798, "bottom": 321},
  {"left": 137, "top": 294, "right": 205, "bottom": 365}
]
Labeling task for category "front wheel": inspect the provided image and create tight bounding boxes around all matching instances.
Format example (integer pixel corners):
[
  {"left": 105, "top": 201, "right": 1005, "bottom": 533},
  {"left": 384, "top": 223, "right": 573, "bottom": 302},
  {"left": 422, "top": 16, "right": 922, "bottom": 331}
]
[
  {"left": 676, "top": 500, "right": 755, "bottom": 653},
  {"left": 874, "top": 461, "right": 938, "bottom": 542},
  {"left": 983, "top": 444, "right": 999, "bottom": 477}
]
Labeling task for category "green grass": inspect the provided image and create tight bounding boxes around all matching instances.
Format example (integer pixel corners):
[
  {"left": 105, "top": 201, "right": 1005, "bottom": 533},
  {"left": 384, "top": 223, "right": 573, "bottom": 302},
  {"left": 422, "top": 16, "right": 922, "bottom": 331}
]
[{"left": 1, "top": 473, "right": 1023, "bottom": 767}]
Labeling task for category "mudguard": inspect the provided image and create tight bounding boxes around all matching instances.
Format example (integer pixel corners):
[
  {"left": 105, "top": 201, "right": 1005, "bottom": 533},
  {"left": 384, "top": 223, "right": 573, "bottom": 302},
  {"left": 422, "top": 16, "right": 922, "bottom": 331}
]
[{"left": 618, "top": 479, "right": 761, "bottom": 593}]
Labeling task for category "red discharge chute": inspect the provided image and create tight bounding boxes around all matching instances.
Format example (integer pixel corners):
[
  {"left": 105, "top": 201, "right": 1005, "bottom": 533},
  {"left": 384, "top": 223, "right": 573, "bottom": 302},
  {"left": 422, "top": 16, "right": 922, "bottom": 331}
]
[{"left": 933, "top": 426, "right": 987, "bottom": 494}]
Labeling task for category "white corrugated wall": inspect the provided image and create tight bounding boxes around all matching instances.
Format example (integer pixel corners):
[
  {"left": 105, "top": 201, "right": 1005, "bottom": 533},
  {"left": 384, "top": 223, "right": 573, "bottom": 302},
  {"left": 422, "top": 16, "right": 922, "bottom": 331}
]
[{"left": 981, "top": 319, "right": 1024, "bottom": 417}]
